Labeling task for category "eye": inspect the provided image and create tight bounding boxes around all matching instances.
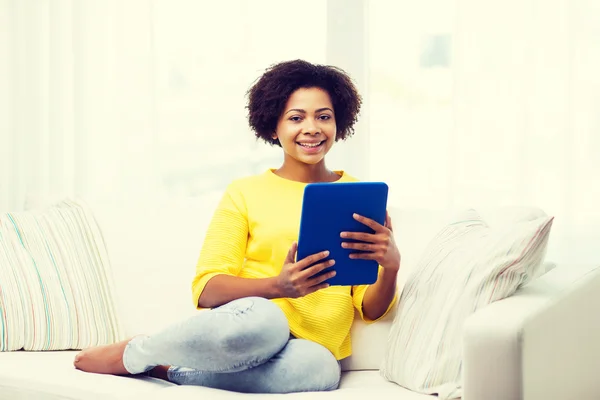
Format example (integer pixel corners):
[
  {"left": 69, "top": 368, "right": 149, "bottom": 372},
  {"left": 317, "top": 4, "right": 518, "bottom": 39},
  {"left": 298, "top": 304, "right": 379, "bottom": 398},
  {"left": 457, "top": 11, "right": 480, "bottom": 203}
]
[
  {"left": 289, "top": 116, "right": 302, "bottom": 122},
  {"left": 319, "top": 114, "right": 332, "bottom": 120}
]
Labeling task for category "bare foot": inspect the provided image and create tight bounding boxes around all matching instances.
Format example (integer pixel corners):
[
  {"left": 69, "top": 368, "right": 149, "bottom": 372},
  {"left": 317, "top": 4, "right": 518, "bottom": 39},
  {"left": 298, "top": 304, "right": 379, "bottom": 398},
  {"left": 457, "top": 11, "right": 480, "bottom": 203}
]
[{"left": 73, "top": 338, "right": 133, "bottom": 375}]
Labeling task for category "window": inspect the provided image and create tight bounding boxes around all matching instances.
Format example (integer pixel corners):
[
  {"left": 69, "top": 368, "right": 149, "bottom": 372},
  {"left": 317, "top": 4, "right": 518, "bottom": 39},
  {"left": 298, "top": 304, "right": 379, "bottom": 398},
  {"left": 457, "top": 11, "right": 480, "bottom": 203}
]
[{"left": 368, "top": 0, "right": 454, "bottom": 208}]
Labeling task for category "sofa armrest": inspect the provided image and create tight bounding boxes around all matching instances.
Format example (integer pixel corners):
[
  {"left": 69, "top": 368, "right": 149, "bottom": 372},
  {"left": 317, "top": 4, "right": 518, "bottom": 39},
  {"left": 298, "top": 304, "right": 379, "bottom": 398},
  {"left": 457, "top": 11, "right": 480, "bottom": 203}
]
[{"left": 462, "top": 264, "right": 600, "bottom": 400}]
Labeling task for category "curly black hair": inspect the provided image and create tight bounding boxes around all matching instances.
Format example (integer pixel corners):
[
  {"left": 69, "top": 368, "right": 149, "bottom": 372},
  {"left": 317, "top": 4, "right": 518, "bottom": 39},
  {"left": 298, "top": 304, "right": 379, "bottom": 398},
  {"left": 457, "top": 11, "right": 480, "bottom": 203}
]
[{"left": 246, "top": 59, "right": 362, "bottom": 146}]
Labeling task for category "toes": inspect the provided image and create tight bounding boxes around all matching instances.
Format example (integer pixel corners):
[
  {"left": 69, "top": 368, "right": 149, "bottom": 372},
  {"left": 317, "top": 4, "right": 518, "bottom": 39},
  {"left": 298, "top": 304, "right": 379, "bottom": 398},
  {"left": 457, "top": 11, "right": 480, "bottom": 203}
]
[{"left": 73, "top": 351, "right": 85, "bottom": 367}]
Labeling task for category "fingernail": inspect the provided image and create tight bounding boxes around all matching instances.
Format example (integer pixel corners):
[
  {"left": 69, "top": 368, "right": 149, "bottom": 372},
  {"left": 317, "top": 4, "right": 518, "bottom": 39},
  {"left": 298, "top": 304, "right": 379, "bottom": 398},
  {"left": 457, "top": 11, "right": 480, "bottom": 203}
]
[
  {"left": 329, "top": 260, "right": 336, "bottom": 265},
  {"left": 353, "top": 213, "right": 359, "bottom": 218},
  {"left": 340, "top": 232, "right": 348, "bottom": 238},
  {"left": 323, "top": 250, "right": 330, "bottom": 256},
  {"left": 341, "top": 242, "right": 348, "bottom": 248}
]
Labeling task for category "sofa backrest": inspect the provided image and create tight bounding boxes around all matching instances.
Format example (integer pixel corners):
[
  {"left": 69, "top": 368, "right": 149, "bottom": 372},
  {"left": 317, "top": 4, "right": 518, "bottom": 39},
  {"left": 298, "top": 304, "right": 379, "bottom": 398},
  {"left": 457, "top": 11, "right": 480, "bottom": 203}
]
[
  {"left": 90, "top": 198, "right": 213, "bottom": 337},
  {"left": 89, "top": 199, "right": 434, "bottom": 331}
]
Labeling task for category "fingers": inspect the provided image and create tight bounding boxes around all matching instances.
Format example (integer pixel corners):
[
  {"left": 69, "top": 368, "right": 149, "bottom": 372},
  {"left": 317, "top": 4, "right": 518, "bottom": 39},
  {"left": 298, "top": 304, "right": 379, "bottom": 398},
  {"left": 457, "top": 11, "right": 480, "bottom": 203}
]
[
  {"left": 385, "top": 211, "right": 393, "bottom": 231},
  {"left": 301, "top": 259, "right": 336, "bottom": 280},
  {"left": 352, "top": 213, "right": 386, "bottom": 233},
  {"left": 340, "top": 231, "right": 377, "bottom": 242},
  {"left": 283, "top": 249, "right": 334, "bottom": 297},
  {"left": 349, "top": 252, "right": 378, "bottom": 260},
  {"left": 307, "top": 268, "right": 336, "bottom": 287},
  {"left": 285, "top": 242, "right": 298, "bottom": 264},
  {"left": 341, "top": 241, "right": 385, "bottom": 262},
  {"left": 305, "top": 282, "right": 331, "bottom": 296},
  {"left": 295, "top": 250, "right": 330, "bottom": 269},
  {"left": 341, "top": 241, "right": 377, "bottom": 251}
]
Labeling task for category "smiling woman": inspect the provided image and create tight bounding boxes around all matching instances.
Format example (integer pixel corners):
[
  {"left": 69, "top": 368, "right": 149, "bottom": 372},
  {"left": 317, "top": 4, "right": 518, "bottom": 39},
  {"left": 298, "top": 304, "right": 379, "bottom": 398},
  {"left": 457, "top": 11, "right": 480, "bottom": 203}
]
[{"left": 73, "top": 59, "right": 399, "bottom": 395}]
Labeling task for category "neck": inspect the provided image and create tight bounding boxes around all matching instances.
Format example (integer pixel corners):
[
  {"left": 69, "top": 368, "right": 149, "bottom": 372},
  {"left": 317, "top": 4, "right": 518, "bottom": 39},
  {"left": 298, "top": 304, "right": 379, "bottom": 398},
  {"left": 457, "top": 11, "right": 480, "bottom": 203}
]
[{"left": 275, "top": 157, "right": 338, "bottom": 183}]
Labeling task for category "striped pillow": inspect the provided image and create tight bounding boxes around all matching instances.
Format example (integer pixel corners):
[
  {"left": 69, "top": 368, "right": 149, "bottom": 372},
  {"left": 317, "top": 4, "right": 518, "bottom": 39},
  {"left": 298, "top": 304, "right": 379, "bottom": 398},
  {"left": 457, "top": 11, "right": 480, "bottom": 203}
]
[
  {"left": 380, "top": 209, "right": 554, "bottom": 399},
  {"left": 0, "top": 200, "right": 124, "bottom": 351}
]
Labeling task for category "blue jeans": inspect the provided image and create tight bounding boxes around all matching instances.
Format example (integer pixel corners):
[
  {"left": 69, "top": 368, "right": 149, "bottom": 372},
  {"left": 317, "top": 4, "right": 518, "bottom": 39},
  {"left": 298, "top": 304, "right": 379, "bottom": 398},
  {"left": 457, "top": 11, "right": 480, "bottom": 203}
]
[{"left": 122, "top": 297, "right": 341, "bottom": 393}]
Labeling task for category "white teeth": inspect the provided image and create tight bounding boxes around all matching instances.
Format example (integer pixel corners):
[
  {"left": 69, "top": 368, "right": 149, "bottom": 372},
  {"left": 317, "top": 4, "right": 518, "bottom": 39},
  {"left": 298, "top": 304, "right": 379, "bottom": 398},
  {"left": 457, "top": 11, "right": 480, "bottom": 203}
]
[{"left": 298, "top": 142, "right": 322, "bottom": 148}]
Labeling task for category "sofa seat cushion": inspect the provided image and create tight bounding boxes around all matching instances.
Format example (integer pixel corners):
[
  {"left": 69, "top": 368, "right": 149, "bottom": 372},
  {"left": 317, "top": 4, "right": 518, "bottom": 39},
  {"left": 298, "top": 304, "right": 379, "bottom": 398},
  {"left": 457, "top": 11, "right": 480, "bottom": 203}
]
[
  {"left": 0, "top": 351, "right": 433, "bottom": 400},
  {"left": 0, "top": 351, "right": 174, "bottom": 400},
  {"left": 126, "top": 371, "right": 434, "bottom": 400}
]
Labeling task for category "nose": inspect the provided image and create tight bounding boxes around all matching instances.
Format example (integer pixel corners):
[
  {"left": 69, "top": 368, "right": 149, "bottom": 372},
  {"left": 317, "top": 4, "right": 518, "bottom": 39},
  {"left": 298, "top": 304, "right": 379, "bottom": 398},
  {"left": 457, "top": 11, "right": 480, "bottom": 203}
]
[{"left": 303, "top": 118, "right": 320, "bottom": 135}]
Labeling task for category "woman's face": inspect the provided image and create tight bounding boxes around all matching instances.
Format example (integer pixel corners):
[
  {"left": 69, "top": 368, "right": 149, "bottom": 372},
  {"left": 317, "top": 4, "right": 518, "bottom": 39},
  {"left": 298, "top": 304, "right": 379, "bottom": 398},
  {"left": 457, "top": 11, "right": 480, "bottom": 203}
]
[{"left": 273, "top": 87, "right": 336, "bottom": 166}]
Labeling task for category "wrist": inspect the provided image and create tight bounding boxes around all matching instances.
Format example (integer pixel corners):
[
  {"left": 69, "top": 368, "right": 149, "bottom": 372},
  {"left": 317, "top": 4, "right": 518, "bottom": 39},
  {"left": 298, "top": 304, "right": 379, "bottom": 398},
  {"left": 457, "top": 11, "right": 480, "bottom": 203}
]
[
  {"left": 381, "top": 265, "right": 399, "bottom": 281},
  {"left": 268, "top": 276, "right": 283, "bottom": 299}
]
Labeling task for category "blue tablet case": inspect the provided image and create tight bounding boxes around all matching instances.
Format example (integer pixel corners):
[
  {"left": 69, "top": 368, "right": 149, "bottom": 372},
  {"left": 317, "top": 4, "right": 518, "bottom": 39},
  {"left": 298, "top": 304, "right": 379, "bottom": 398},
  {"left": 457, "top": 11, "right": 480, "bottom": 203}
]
[{"left": 297, "top": 182, "right": 389, "bottom": 286}]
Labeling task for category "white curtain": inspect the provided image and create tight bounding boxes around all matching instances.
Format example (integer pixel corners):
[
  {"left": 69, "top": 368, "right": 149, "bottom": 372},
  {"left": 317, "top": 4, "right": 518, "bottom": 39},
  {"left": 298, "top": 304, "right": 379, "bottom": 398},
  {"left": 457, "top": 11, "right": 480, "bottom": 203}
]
[
  {"left": 2, "top": 0, "right": 364, "bottom": 212},
  {"left": 2, "top": 0, "right": 144, "bottom": 211},
  {"left": 368, "top": 0, "right": 600, "bottom": 264}
]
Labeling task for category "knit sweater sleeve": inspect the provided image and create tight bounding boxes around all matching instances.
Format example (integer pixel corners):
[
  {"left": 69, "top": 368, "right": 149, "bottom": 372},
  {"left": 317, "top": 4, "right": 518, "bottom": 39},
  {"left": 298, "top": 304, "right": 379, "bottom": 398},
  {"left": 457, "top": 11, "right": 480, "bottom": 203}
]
[{"left": 191, "top": 182, "right": 249, "bottom": 308}]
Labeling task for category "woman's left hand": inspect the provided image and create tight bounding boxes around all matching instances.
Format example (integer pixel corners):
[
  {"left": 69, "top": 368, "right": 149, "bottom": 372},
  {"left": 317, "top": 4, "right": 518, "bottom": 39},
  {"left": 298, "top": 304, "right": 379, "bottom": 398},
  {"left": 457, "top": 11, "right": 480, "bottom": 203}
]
[{"left": 340, "top": 212, "right": 401, "bottom": 272}]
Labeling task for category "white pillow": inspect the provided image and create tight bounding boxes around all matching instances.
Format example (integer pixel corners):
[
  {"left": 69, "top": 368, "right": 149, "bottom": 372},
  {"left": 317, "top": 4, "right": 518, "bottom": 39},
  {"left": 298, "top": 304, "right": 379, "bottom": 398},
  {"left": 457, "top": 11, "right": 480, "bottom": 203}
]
[
  {"left": 0, "top": 200, "right": 125, "bottom": 351},
  {"left": 380, "top": 209, "right": 554, "bottom": 399}
]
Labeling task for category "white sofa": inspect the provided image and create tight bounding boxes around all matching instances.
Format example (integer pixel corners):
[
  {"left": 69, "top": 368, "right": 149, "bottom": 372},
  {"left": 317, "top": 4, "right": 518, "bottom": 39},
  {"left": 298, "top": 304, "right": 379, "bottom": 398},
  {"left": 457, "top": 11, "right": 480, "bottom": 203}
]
[{"left": 1, "top": 199, "right": 599, "bottom": 400}]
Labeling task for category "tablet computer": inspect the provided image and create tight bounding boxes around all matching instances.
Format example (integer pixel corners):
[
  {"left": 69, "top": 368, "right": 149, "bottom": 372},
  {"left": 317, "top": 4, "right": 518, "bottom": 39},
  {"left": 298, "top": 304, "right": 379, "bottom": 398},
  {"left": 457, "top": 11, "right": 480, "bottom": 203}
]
[{"left": 297, "top": 181, "right": 389, "bottom": 286}]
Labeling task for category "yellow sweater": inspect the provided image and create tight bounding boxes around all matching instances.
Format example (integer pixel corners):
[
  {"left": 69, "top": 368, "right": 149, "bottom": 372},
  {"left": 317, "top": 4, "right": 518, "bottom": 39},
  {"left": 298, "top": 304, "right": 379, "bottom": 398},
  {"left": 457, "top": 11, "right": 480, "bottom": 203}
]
[{"left": 191, "top": 169, "right": 396, "bottom": 360}]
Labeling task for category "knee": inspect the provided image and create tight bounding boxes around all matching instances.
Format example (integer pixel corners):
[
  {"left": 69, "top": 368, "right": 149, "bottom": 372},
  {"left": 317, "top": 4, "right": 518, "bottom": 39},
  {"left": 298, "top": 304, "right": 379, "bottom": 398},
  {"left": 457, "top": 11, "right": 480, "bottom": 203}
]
[
  {"left": 236, "top": 297, "right": 289, "bottom": 343},
  {"left": 291, "top": 341, "right": 341, "bottom": 391},
  {"left": 220, "top": 297, "right": 289, "bottom": 358}
]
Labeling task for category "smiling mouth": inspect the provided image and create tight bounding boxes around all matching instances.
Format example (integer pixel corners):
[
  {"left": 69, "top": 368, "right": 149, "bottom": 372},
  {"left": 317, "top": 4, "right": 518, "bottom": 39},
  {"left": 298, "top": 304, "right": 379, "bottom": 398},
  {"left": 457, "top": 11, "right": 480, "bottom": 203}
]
[{"left": 297, "top": 140, "right": 325, "bottom": 148}]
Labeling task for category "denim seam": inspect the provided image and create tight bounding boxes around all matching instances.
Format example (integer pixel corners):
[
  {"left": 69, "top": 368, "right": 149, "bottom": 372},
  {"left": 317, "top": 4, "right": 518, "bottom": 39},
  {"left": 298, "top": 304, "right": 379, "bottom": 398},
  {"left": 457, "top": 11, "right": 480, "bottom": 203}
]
[
  {"left": 169, "top": 369, "right": 200, "bottom": 379},
  {"left": 210, "top": 307, "right": 251, "bottom": 317},
  {"left": 169, "top": 354, "right": 271, "bottom": 376}
]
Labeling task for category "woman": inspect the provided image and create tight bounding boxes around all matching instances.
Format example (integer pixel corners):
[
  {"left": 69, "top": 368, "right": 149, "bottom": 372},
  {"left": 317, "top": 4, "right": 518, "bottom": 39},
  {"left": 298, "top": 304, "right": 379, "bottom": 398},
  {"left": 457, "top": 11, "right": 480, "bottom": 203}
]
[{"left": 74, "top": 59, "right": 401, "bottom": 394}]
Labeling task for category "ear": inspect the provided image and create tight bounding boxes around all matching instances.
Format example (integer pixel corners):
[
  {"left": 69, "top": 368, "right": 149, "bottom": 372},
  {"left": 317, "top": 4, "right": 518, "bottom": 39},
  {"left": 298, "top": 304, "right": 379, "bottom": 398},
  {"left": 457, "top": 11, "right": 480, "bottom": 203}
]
[{"left": 270, "top": 133, "right": 280, "bottom": 146}]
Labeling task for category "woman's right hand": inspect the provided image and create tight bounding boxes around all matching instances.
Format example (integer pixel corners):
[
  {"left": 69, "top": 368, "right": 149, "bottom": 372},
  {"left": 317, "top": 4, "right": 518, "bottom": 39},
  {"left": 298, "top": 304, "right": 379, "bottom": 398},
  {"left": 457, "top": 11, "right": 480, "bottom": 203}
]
[{"left": 276, "top": 242, "right": 336, "bottom": 298}]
